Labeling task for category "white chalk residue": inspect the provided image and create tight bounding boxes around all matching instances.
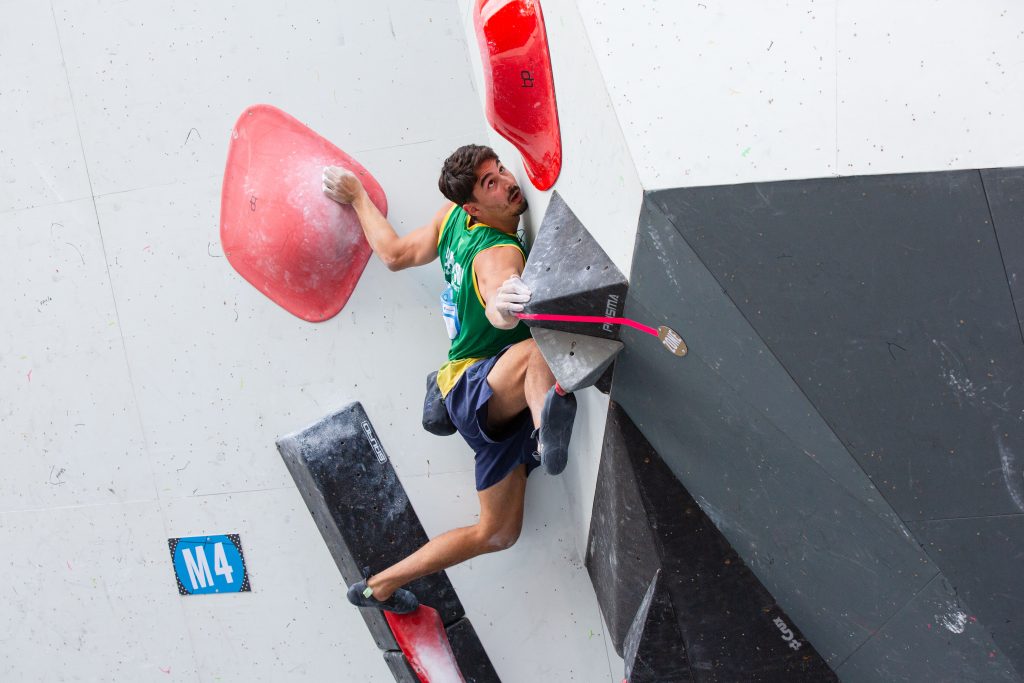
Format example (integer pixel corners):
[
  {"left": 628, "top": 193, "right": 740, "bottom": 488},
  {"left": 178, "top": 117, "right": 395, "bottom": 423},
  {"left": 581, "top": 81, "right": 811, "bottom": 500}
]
[
  {"left": 935, "top": 605, "right": 968, "bottom": 634},
  {"left": 696, "top": 496, "right": 724, "bottom": 530},
  {"left": 996, "top": 431, "right": 1024, "bottom": 514},
  {"left": 624, "top": 573, "right": 659, "bottom": 670},
  {"left": 647, "top": 225, "right": 682, "bottom": 292},
  {"left": 932, "top": 339, "right": 977, "bottom": 405},
  {"left": 410, "top": 629, "right": 465, "bottom": 683},
  {"left": 944, "top": 369, "right": 977, "bottom": 400}
]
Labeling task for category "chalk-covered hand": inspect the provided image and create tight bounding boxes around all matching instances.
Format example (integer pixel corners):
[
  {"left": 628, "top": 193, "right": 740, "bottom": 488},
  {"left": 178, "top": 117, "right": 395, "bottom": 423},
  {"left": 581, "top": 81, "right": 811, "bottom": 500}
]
[
  {"left": 494, "top": 275, "right": 531, "bottom": 328},
  {"left": 322, "top": 166, "right": 365, "bottom": 204}
]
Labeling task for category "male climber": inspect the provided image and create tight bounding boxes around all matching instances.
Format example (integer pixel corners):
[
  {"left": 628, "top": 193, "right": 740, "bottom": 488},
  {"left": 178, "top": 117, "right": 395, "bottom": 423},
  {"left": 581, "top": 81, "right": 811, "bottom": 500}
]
[{"left": 321, "top": 144, "right": 576, "bottom": 613}]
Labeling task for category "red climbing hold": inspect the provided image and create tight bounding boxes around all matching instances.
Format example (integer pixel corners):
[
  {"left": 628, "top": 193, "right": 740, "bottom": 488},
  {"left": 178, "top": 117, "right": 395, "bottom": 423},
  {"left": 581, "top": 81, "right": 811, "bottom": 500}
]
[
  {"left": 474, "top": 0, "right": 562, "bottom": 190},
  {"left": 385, "top": 606, "right": 465, "bottom": 682},
  {"left": 220, "top": 104, "right": 386, "bottom": 322}
]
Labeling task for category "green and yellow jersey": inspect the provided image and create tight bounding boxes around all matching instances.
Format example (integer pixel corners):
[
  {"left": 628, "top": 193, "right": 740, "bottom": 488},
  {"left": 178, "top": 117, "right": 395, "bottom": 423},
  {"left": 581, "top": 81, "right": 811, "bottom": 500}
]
[{"left": 436, "top": 204, "right": 532, "bottom": 396}]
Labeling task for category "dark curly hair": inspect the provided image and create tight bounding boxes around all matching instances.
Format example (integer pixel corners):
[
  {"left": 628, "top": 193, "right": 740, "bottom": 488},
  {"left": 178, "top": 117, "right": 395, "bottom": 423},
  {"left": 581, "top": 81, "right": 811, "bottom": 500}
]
[{"left": 438, "top": 144, "right": 498, "bottom": 205}]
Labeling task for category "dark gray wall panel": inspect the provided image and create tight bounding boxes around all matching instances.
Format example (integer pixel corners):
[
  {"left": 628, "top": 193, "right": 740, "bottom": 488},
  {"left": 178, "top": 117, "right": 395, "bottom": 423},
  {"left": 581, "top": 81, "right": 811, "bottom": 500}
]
[
  {"left": 619, "top": 175, "right": 1024, "bottom": 681},
  {"left": 982, "top": 167, "right": 1024, "bottom": 341},
  {"left": 614, "top": 191, "right": 1024, "bottom": 675},
  {"left": 631, "top": 197, "right": 903, "bottom": 527},
  {"left": 649, "top": 171, "right": 1024, "bottom": 521},
  {"left": 613, "top": 298, "right": 935, "bottom": 665},
  {"left": 907, "top": 515, "right": 1024, "bottom": 674},
  {"left": 835, "top": 575, "right": 1019, "bottom": 682}
]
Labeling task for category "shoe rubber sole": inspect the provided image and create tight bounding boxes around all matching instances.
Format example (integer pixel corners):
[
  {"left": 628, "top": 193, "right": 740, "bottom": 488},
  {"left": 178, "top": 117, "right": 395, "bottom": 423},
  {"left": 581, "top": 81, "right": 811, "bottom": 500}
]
[{"left": 539, "top": 387, "right": 577, "bottom": 475}]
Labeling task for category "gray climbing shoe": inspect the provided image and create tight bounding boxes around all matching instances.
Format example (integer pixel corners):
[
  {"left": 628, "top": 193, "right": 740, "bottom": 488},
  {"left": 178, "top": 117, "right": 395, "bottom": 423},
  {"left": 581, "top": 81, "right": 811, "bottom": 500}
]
[
  {"left": 346, "top": 575, "right": 419, "bottom": 614},
  {"left": 537, "top": 385, "right": 577, "bottom": 475}
]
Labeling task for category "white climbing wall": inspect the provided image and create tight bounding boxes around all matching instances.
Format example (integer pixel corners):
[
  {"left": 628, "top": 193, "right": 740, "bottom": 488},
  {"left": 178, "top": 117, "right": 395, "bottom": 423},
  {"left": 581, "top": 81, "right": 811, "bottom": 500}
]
[
  {"left": 575, "top": 0, "right": 1024, "bottom": 190},
  {"left": 0, "top": 0, "right": 619, "bottom": 681}
]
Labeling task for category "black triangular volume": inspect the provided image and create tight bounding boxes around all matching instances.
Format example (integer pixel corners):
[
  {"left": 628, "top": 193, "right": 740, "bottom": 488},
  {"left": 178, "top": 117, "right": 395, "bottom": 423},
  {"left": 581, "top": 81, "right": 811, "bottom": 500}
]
[
  {"left": 522, "top": 192, "right": 629, "bottom": 339},
  {"left": 588, "top": 403, "right": 837, "bottom": 682}
]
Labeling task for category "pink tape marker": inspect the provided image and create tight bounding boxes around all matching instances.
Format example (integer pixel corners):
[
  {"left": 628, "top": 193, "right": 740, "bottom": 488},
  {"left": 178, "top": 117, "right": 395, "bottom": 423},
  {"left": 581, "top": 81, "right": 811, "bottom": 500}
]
[{"left": 516, "top": 312, "right": 688, "bottom": 357}]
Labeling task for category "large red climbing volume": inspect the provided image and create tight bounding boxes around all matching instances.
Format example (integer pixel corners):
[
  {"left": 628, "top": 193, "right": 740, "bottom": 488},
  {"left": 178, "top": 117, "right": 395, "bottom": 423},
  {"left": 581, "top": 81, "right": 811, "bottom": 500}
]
[
  {"left": 220, "top": 104, "right": 386, "bottom": 322},
  {"left": 474, "top": 0, "right": 562, "bottom": 190}
]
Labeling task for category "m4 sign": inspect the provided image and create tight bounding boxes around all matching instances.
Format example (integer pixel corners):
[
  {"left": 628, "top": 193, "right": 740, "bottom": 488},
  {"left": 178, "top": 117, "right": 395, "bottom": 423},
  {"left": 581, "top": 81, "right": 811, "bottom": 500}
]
[{"left": 168, "top": 534, "right": 251, "bottom": 596}]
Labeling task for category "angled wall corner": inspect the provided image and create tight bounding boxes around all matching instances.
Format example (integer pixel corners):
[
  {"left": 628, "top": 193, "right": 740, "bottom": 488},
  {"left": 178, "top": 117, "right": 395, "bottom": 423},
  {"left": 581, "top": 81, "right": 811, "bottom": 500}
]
[
  {"left": 587, "top": 402, "right": 837, "bottom": 681},
  {"left": 603, "top": 170, "right": 1024, "bottom": 680}
]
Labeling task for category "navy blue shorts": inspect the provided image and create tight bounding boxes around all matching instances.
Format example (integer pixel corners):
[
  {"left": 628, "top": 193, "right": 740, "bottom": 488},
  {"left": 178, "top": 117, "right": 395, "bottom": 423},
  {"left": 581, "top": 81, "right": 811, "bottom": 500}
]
[{"left": 444, "top": 347, "right": 540, "bottom": 491}]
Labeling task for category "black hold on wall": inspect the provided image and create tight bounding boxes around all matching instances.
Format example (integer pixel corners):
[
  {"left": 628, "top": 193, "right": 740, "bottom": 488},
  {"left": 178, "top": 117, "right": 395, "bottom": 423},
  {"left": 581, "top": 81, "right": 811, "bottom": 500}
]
[
  {"left": 277, "top": 402, "right": 500, "bottom": 682},
  {"left": 522, "top": 191, "right": 629, "bottom": 340}
]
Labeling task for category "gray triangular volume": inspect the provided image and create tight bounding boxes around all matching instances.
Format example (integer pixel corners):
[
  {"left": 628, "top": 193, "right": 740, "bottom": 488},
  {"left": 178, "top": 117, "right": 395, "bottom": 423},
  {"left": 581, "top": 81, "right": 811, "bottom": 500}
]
[
  {"left": 522, "top": 192, "right": 629, "bottom": 340},
  {"left": 532, "top": 327, "right": 623, "bottom": 393},
  {"left": 624, "top": 570, "right": 691, "bottom": 683}
]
